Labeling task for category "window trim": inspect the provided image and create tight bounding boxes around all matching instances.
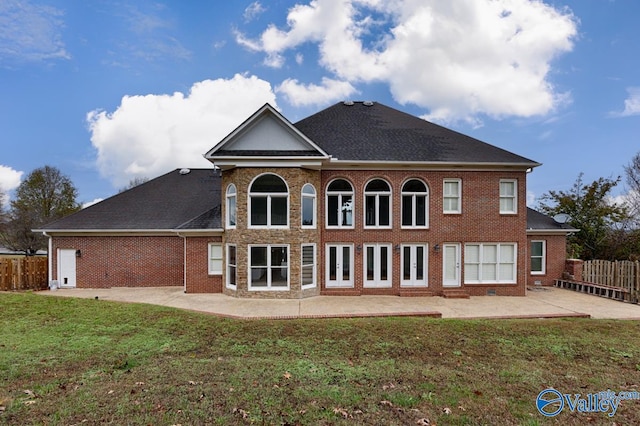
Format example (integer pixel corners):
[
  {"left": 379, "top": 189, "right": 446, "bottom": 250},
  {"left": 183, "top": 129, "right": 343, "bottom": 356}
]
[
  {"left": 364, "top": 178, "right": 392, "bottom": 229},
  {"left": 443, "top": 178, "right": 462, "bottom": 214},
  {"left": 326, "top": 179, "right": 355, "bottom": 229},
  {"left": 401, "top": 179, "right": 429, "bottom": 229},
  {"left": 248, "top": 244, "right": 290, "bottom": 291},
  {"left": 301, "top": 184, "right": 316, "bottom": 229},
  {"left": 208, "top": 243, "right": 223, "bottom": 275},
  {"left": 363, "top": 243, "right": 393, "bottom": 288},
  {"left": 226, "top": 244, "right": 237, "bottom": 289},
  {"left": 301, "top": 244, "right": 316, "bottom": 289},
  {"left": 530, "top": 240, "right": 546, "bottom": 275},
  {"left": 248, "top": 173, "right": 289, "bottom": 229},
  {"left": 226, "top": 184, "right": 237, "bottom": 229},
  {"left": 464, "top": 243, "right": 517, "bottom": 284},
  {"left": 499, "top": 179, "right": 518, "bottom": 214},
  {"left": 400, "top": 243, "right": 428, "bottom": 287}
]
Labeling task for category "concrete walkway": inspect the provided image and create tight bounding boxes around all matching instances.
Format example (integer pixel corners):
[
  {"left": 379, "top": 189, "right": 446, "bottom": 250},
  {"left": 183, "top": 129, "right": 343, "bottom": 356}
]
[{"left": 38, "top": 286, "right": 640, "bottom": 320}]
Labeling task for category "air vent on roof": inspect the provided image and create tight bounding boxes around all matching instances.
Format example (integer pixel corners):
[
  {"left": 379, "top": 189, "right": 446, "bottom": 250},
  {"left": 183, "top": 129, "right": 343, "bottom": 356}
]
[
  {"left": 179, "top": 168, "right": 191, "bottom": 175},
  {"left": 363, "top": 101, "right": 374, "bottom": 106},
  {"left": 343, "top": 100, "right": 354, "bottom": 106}
]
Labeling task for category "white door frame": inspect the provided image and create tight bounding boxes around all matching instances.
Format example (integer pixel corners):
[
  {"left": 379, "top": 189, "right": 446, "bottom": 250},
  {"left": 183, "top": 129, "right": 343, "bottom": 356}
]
[
  {"left": 442, "top": 243, "right": 461, "bottom": 288},
  {"left": 325, "top": 244, "right": 354, "bottom": 288},
  {"left": 363, "top": 244, "right": 392, "bottom": 288},
  {"left": 58, "top": 249, "right": 77, "bottom": 288},
  {"left": 401, "top": 244, "right": 428, "bottom": 287}
]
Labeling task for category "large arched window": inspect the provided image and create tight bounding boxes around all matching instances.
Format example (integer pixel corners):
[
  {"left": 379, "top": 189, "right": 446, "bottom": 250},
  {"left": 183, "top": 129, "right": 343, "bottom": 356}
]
[
  {"left": 401, "top": 179, "right": 429, "bottom": 228},
  {"left": 226, "top": 184, "right": 237, "bottom": 228},
  {"left": 364, "top": 179, "right": 391, "bottom": 228},
  {"left": 249, "top": 174, "right": 288, "bottom": 228},
  {"left": 301, "top": 184, "right": 316, "bottom": 228},
  {"left": 326, "top": 179, "right": 353, "bottom": 228}
]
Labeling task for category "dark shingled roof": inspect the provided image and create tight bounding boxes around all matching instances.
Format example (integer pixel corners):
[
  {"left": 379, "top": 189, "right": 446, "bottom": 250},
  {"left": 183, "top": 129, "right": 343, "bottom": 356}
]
[
  {"left": 212, "top": 150, "right": 324, "bottom": 157},
  {"left": 294, "top": 101, "right": 539, "bottom": 165},
  {"left": 40, "top": 169, "right": 221, "bottom": 231},
  {"left": 526, "top": 207, "right": 576, "bottom": 231}
]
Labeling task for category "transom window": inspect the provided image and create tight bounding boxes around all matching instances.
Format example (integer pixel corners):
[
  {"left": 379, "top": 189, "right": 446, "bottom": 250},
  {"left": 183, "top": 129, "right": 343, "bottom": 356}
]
[
  {"left": 464, "top": 243, "right": 516, "bottom": 284},
  {"left": 364, "top": 179, "right": 391, "bottom": 228},
  {"left": 302, "top": 184, "right": 316, "bottom": 228},
  {"left": 500, "top": 179, "right": 517, "bottom": 214},
  {"left": 443, "top": 179, "right": 461, "bottom": 214},
  {"left": 402, "top": 179, "right": 429, "bottom": 228},
  {"left": 326, "top": 179, "right": 354, "bottom": 228},
  {"left": 249, "top": 245, "right": 289, "bottom": 290},
  {"left": 226, "top": 184, "right": 237, "bottom": 228},
  {"left": 249, "top": 174, "right": 288, "bottom": 228}
]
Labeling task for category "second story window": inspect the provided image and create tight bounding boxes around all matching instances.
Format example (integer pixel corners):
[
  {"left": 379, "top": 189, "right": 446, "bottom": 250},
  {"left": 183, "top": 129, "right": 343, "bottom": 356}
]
[
  {"left": 249, "top": 174, "right": 288, "bottom": 228},
  {"left": 365, "top": 179, "right": 391, "bottom": 228},
  {"left": 301, "top": 184, "right": 316, "bottom": 228},
  {"left": 443, "top": 179, "right": 461, "bottom": 214},
  {"left": 326, "top": 179, "right": 354, "bottom": 228},
  {"left": 402, "top": 179, "right": 429, "bottom": 228},
  {"left": 226, "top": 184, "right": 236, "bottom": 228},
  {"left": 500, "top": 179, "right": 517, "bottom": 214}
]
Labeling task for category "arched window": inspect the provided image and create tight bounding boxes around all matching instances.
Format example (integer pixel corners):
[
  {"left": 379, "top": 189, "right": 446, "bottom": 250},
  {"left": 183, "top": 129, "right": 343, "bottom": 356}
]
[
  {"left": 249, "top": 174, "right": 288, "bottom": 228},
  {"left": 226, "top": 184, "right": 237, "bottom": 228},
  {"left": 364, "top": 179, "right": 391, "bottom": 228},
  {"left": 326, "top": 179, "right": 354, "bottom": 228},
  {"left": 401, "top": 179, "right": 429, "bottom": 228},
  {"left": 301, "top": 184, "right": 316, "bottom": 228}
]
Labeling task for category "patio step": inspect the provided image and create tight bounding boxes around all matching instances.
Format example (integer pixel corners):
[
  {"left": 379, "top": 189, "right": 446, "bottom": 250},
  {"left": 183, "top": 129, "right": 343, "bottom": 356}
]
[{"left": 442, "top": 289, "right": 470, "bottom": 299}]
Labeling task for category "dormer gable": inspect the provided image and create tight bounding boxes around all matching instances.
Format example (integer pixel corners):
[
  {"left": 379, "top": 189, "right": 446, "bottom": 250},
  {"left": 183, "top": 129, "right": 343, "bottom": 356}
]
[{"left": 204, "top": 103, "right": 329, "bottom": 170}]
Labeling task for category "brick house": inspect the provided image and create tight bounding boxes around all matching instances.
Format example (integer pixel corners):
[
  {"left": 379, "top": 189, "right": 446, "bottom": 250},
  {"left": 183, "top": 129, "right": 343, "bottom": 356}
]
[{"left": 38, "top": 101, "right": 575, "bottom": 298}]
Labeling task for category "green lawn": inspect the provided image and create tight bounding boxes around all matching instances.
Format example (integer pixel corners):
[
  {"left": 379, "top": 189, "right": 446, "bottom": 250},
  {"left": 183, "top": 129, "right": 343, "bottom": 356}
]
[{"left": 1, "top": 293, "right": 639, "bottom": 425}]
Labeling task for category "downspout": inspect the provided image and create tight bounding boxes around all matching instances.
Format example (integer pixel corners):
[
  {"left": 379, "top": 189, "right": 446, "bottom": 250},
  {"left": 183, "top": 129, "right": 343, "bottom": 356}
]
[{"left": 43, "top": 232, "right": 53, "bottom": 285}]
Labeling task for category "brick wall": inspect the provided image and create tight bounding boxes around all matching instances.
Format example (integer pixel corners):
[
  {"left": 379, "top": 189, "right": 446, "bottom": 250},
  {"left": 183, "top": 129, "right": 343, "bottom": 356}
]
[
  {"left": 185, "top": 235, "right": 223, "bottom": 293},
  {"left": 527, "top": 234, "right": 567, "bottom": 286},
  {"left": 50, "top": 235, "right": 184, "bottom": 288}
]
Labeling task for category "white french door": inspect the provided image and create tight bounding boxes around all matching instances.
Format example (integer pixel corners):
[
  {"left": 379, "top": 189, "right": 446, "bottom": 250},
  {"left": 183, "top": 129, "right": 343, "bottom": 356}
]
[
  {"left": 364, "top": 244, "right": 392, "bottom": 288},
  {"left": 326, "top": 244, "right": 353, "bottom": 287},
  {"left": 401, "top": 244, "right": 428, "bottom": 287},
  {"left": 443, "top": 243, "right": 461, "bottom": 287}
]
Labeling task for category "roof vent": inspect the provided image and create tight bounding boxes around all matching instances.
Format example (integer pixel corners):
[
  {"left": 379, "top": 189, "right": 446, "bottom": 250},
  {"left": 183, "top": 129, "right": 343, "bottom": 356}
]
[
  {"left": 363, "top": 101, "right": 374, "bottom": 106},
  {"left": 343, "top": 100, "right": 354, "bottom": 106},
  {"left": 179, "top": 168, "right": 191, "bottom": 175}
]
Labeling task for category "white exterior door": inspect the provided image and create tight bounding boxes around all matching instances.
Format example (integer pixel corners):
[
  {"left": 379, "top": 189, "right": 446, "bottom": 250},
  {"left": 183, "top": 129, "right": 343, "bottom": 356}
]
[
  {"left": 58, "top": 249, "right": 77, "bottom": 288},
  {"left": 401, "top": 244, "right": 427, "bottom": 287},
  {"left": 326, "top": 244, "right": 353, "bottom": 287},
  {"left": 442, "top": 244, "right": 461, "bottom": 288},
  {"left": 364, "top": 244, "right": 392, "bottom": 288}
]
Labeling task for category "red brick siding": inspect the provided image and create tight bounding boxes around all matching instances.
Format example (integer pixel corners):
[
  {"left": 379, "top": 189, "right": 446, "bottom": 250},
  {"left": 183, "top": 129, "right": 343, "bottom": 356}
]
[
  {"left": 50, "top": 236, "right": 184, "bottom": 288},
  {"left": 185, "top": 236, "right": 223, "bottom": 293},
  {"left": 527, "top": 234, "right": 567, "bottom": 287}
]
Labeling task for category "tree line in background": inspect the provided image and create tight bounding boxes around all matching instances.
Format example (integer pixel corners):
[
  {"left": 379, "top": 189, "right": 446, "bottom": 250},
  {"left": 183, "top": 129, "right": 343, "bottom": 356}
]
[
  {"left": 538, "top": 151, "right": 640, "bottom": 260},
  {"left": 2, "top": 156, "right": 640, "bottom": 259}
]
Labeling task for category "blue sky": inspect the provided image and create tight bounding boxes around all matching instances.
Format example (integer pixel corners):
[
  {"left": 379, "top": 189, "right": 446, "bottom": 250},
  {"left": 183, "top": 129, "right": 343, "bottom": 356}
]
[{"left": 1, "top": 0, "right": 639, "bottom": 208}]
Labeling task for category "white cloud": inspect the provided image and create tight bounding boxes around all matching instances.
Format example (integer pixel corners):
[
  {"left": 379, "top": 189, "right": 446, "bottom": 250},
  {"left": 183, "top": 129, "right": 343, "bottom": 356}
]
[
  {"left": 244, "top": 2, "right": 266, "bottom": 22},
  {"left": 87, "top": 74, "right": 278, "bottom": 188},
  {"left": 0, "top": 0, "right": 70, "bottom": 66},
  {"left": 82, "top": 198, "right": 104, "bottom": 209},
  {"left": 236, "top": 0, "right": 578, "bottom": 123},
  {"left": 276, "top": 77, "right": 357, "bottom": 106},
  {"left": 610, "top": 87, "right": 640, "bottom": 117},
  {"left": 0, "top": 165, "right": 23, "bottom": 193}
]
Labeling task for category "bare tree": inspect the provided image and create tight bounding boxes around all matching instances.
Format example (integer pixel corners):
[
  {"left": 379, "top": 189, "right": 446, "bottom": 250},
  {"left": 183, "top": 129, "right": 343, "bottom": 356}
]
[{"left": 624, "top": 151, "right": 640, "bottom": 226}]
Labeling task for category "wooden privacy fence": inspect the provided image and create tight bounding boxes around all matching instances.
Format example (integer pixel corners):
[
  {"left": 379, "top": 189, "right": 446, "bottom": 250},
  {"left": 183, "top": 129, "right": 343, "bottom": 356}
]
[
  {"left": 556, "top": 260, "right": 639, "bottom": 303},
  {"left": 0, "top": 257, "right": 48, "bottom": 291}
]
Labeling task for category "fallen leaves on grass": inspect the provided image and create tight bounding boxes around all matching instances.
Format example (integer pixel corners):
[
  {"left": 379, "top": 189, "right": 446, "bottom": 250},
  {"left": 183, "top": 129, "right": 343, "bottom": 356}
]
[
  {"left": 333, "top": 407, "right": 351, "bottom": 419},
  {"left": 283, "top": 371, "right": 292, "bottom": 379},
  {"left": 416, "top": 419, "right": 431, "bottom": 425},
  {"left": 382, "top": 382, "right": 396, "bottom": 390},
  {"left": 233, "top": 408, "right": 249, "bottom": 419},
  {"left": 379, "top": 400, "right": 394, "bottom": 407},
  {"left": 443, "top": 407, "right": 452, "bottom": 414}
]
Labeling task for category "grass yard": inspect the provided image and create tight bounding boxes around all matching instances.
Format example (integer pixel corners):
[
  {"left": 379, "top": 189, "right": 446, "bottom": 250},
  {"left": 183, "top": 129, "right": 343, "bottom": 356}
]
[{"left": 1, "top": 293, "right": 639, "bottom": 425}]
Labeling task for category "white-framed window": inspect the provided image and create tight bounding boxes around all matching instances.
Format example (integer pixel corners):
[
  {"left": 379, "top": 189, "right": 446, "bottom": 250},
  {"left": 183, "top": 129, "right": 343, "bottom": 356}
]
[
  {"left": 364, "top": 179, "right": 391, "bottom": 228},
  {"left": 464, "top": 243, "right": 516, "bottom": 284},
  {"left": 401, "top": 179, "right": 429, "bottom": 228},
  {"left": 364, "top": 243, "right": 392, "bottom": 288},
  {"left": 401, "top": 244, "right": 428, "bottom": 287},
  {"left": 326, "top": 244, "right": 354, "bottom": 288},
  {"left": 249, "top": 174, "right": 288, "bottom": 228},
  {"left": 301, "top": 244, "right": 316, "bottom": 289},
  {"left": 208, "top": 243, "right": 222, "bottom": 275},
  {"left": 326, "top": 179, "right": 354, "bottom": 228},
  {"left": 530, "top": 240, "right": 546, "bottom": 275},
  {"left": 443, "top": 179, "right": 461, "bottom": 214},
  {"left": 226, "top": 244, "right": 237, "bottom": 289},
  {"left": 249, "top": 245, "right": 289, "bottom": 290},
  {"left": 499, "top": 179, "right": 517, "bottom": 214},
  {"left": 226, "top": 184, "right": 237, "bottom": 228},
  {"left": 301, "top": 184, "right": 316, "bottom": 228}
]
